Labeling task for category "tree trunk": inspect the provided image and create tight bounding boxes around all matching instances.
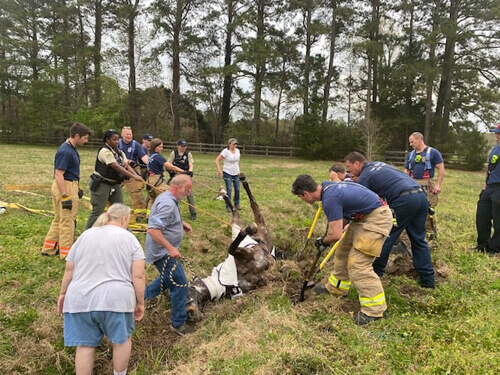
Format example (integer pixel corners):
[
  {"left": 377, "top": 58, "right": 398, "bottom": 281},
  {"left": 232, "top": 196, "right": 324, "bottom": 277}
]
[
  {"left": 424, "top": 0, "right": 441, "bottom": 143},
  {"left": 128, "top": 0, "right": 140, "bottom": 127},
  {"left": 303, "top": 5, "right": 312, "bottom": 116},
  {"left": 172, "top": 1, "right": 182, "bottom": 138},
  {"left": 78, "top": 2, "right": 89, "bottom": 106},
  {"left": 30, "top": 6, "right": 39, "bottom": 81},
  {"left": 321, "top": 0, "right": 337, "bottom": 124},
  {"left": 220, "top": 0, "right": 234, "bottom": 142},
  {"left": 94, "top": 0, "right": 103, "bottom": 105},
  {"left": 370, "top": 0, "right": 380, "bottom": 108},
  {"left": 436, "top": 0, "right": 460, "bottom": 140},
  {"left": 253, "top": 0, "right": 265, "bottom": 138}
]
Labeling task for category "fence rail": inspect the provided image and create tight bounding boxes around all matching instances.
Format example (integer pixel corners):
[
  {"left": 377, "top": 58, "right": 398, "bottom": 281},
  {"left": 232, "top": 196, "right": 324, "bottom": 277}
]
[
  {"left": 385, "top": 150, "right": 471, "bottom": 169},
  {"left": 0, "top": 134, "right": 297, "bottom": 157}
]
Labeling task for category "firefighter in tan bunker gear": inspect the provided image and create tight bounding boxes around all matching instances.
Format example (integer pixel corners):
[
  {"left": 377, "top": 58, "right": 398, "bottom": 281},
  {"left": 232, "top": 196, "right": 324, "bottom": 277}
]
[{"left": 292, "top": 175, "right": 393, "bottom": 325}]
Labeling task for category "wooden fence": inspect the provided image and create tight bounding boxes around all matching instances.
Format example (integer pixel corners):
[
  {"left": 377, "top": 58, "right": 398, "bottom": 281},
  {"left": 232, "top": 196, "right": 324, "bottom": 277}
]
[
  {"left": 385, "top": 150, "right": 470, "bottom": 169},
  {"left": 0, "top": 133, "right": 297, "bottom": 157}
]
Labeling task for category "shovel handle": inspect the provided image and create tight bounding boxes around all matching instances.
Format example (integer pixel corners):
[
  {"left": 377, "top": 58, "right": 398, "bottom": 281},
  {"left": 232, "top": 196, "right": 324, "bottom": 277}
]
[{"left": 319, "top": 231, "right": 346, "bottom": 271}]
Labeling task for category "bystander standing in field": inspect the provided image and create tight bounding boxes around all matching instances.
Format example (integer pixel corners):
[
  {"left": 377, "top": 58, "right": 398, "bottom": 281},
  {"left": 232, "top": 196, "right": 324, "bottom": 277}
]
[
  {"left": 42, "top": 122, "right": 91, "bottom": 259},
  {"left": 474, "top": 122, "right": 500, "bottom": 255},
  {"left": 346, "top": 152, "right": 435, "bottom": 288},
  {"left": 216, "top": 138, "right": 241, "bottom": 212},
  {"left": 292, "top": 175, "right": 393, "bottom": 325},
  {"left": 167, "top": 139, "right": 196, "bottom": 220},
  {"left": 119, "top": 127, "right": 149, "bottom": 221},
  {"left": 86, "top": 130, "right": 143, "bottom": 229},
  {"left": 405, "top": 132, "right": 445, "bottom": 238},
  {"left": 144, "top": 175, "right": 194, "bottom": 336},
  {"left": 57, "top": 203, "right": 145, "bottom": 375}
]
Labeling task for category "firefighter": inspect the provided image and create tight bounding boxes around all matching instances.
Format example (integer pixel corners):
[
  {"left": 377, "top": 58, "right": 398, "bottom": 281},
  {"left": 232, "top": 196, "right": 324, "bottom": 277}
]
[
  {"left": 42, "top": 122, "right": 91, "bottom": 259},
  {"left": 405, "top": 132, "right": 445, "bottom": 238},
  {"left": 119, "top": 127, "right": 148, "bottom": 221},
  {"left": 292, "top": 174, "right": 393, "bottom": 325},
  {"left": 166, "top": 139, "right": 196, "bottom": 220},
  {"left": 475, "top": 122, "right": 500, "bottom": 255},
  {"left": 345, "top": 152, "right": 435, "bottom": 289}
]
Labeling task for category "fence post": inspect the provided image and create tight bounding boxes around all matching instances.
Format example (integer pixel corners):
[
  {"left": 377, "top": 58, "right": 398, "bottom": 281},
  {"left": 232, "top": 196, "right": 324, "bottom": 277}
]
[{"left": 265, "top": 146, "right": 269, "bottom": 156}]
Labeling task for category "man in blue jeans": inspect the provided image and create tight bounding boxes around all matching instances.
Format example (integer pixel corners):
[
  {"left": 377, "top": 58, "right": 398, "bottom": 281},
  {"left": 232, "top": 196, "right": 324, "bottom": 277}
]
[
  {"left": 144, "top": 175, "right": 194, "bottom": 335},
  {"left": 346, "top": 152, "right": 435, "bottom": 289}
]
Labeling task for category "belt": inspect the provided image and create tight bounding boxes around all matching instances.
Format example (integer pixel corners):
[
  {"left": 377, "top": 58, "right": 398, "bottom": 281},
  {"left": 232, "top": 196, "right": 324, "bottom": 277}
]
[
  {"left": 64, "top": 179, "right": 79, "bottom": 182},
  {"left": 399, "top": 188, "right": 423, "bottom": 197}
]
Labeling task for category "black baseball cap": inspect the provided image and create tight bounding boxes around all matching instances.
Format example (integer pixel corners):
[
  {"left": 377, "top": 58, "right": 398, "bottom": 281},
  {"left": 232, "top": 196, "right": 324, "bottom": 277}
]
[
  {"left": 177, "top": 139, "right": 187, "bottom": 146},
  {"left": 142, "top": 134, "right": 153, "bottom": 141}
]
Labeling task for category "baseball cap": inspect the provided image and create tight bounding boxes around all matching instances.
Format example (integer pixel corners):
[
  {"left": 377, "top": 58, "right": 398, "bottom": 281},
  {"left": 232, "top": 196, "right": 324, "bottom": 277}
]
[
  {"left": 228, "top": 138, "right": 238, "bottom": 144},
  {"left": 177, "top": 139, "right": 188, "bottom": 146},
  {"left": 142, "top": 134, "right": 153, "bottom": 141},
  {"left": 490, "top": 123, "right": 500, "bottom": 134}
]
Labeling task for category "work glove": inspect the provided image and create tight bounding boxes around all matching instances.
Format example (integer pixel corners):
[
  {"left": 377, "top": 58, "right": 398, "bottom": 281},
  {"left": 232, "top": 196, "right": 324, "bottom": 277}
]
[
  {"left": 61, "top": 194, "right": 73, "bottom": 210},
  {"left": 314, "top": 236, "right": 328, "bottom": 253},
  {"left": 78, "top": 188, "right": 84, "bottom": 199},
  {"left": 186, "top": 171, "right": 194, "bottom": 177}
]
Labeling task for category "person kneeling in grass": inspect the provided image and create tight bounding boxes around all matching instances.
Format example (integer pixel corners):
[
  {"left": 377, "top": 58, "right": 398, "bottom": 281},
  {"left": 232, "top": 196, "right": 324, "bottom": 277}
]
[{"left": 57, "top": 203, "right": 145, "bottom": 375}]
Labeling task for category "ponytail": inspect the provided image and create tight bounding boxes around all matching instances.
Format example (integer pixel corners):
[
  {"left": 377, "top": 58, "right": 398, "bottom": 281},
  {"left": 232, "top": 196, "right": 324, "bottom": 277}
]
[{"left": 93, "top": 203, "right": 131, "bottom": 227}]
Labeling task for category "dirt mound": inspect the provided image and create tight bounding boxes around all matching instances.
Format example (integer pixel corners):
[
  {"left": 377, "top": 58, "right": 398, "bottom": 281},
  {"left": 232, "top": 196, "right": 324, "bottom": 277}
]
[{"left": 386, "top": 254, "right": 419, "bottom": 277}]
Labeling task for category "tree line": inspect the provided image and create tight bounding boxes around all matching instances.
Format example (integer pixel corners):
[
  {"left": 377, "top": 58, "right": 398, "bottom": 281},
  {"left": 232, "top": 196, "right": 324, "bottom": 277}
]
[{"left": 0, "top": 0, "right": 498, "bottom": 163}]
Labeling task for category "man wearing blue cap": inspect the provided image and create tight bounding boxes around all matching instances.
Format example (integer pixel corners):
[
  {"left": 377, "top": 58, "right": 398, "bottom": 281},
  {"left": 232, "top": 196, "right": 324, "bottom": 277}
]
[
  {"left": 475, "top": 122, "right": 500, "bottom": 255},
  {"left": 140, "top": 134, "right": 153, "bottom": 180}
]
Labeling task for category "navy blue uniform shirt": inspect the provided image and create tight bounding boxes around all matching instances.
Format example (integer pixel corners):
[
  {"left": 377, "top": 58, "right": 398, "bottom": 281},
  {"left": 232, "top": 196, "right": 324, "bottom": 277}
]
[
  {"left": 321, "top": 181, "right": 382, "bottom": 222},
  {"left": 404, "top": 147, "right": 443, "bottom": 179},
  {"left": 357, "top": 162, "right": 420, "bottom": 205},
  {"left": 54, "top": 141, "right": 80, "bottom": 181},
  {"left": 119, "top": 139, "right": 147, "bottom": 164},
  {"left": 487, "top": 145, "right": 500, "bottom": 184},
  {"left": 147, "top": 152, "right": 167, "bottom": 175}
]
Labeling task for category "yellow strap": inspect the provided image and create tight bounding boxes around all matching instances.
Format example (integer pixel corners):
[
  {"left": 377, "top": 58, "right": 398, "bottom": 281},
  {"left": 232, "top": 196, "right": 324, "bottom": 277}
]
[{"left": 328, "top": 275, "right": 351, "bottom": 291}]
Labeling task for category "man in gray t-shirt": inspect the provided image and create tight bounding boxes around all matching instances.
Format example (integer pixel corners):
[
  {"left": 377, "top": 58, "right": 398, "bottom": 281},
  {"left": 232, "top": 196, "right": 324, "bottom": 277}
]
[{"left": 144, "top": 175, "right": 194, "bottom": 335}]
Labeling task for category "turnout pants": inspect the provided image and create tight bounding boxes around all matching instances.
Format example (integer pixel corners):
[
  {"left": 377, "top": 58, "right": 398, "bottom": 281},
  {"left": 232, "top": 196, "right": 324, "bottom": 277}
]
[
  {"left": 147, "top": 174, "right": 168, "bottom": 209},
  {"left": 85, "top": 182, "right": 123, "bottom": 229},
  {"left": 476, "top": 184, "right": 500, "bottom": 252},
  {"left": 415, "top": 178, "right": 439, "bottom": 236},
  {"left": 42, "top": 180, "right": 79, "bottom": 259},
  {"left": 327, "top": 206, "right": 393, "bottom": 317},
  {"left": 122, "top": 171, "right": 146, "bottom": 219}
]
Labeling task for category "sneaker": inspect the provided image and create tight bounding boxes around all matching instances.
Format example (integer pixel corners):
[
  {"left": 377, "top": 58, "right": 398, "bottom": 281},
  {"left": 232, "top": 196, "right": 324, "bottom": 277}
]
[
  {"left": 170, "top": 323, "right": 194, "bottom": 336},
  {"left": 235, "top": 205, "right": 242, "bottom": 210},
  {"left": 353, "top": 311, "right": 384, "bottom": 326},
  {"left": 420, "top": 282, "right": 435, "bottom": 289},
  {"left": 190, "top": 214, "right": 196, "bottom": 221}
]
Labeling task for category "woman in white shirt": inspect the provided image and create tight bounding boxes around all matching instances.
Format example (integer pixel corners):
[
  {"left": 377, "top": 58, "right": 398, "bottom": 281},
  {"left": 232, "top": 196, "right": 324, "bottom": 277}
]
[
  {"left": 215, "top": 138, "right": 241, "bottom": 212},
  {"left": 58, "top": 203, "right": 145, "bottom": 375}
]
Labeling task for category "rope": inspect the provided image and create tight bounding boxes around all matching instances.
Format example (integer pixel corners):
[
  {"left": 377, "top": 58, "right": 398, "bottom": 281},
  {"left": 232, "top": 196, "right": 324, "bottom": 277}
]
[
  {"left": 193, "top": 178, "right": 221, "bottom": 194},
  {"left": 192, "top": 172, "right": 222, "bottom": 180},
  {"left": 145, "top": 180, "right": 241, "bottom": 232}
]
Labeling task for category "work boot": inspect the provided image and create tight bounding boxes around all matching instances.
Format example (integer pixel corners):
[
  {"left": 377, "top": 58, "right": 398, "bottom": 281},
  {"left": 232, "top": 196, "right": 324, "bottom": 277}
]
[
  {"left": 313, "top": 281, "right": 347, "bottom": 297},
  {"left": 235, "top": 205, "right": 242, "bottom": 210},
  {"left": 170, "top": 323, "right": 194, "bottom": 336},
  {"left": 353, "top": 311, "right": 385, "bottom": 326}
]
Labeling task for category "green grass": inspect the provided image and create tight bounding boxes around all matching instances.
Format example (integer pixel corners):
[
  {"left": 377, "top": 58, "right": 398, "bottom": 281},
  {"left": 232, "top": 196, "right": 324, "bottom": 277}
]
[{"left": 0, "top": 144, "right": 499, "bottom": 374}]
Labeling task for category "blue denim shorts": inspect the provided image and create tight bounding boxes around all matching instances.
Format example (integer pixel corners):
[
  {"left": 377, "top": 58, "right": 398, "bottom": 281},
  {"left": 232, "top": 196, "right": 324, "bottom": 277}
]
[{"left": 64, "top": 311, "right": 135, "bottom": 347}]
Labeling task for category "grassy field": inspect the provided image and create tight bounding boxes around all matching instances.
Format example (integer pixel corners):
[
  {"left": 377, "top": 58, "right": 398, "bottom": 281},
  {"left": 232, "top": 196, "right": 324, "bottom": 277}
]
[{"left": 0, "top": 144, "right": 499, "bottom": 374}]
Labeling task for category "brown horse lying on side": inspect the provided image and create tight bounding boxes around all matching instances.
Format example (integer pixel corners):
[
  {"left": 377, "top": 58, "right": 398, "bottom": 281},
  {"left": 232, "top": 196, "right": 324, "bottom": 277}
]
[{"left": 186, "top": 175, "right": 275, "bottom": 322}]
